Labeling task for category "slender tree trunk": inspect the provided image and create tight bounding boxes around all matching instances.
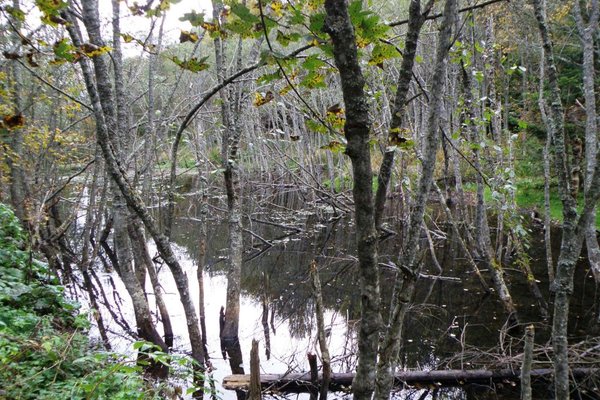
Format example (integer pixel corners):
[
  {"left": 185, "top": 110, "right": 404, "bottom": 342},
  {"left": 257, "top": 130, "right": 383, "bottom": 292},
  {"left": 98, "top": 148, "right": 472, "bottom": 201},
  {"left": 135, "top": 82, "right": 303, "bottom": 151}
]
[
  {"left": 80, "top": 152, "right": 111, "bottom": 350},
  {"left": 573, "top": 0, "right": 600, "bottom": 283},
  {"left": 460, "top": 59, "right": 518, "bottom": 322},
  {"left": 374, "top": 1, "right": 457, "bottom": 399},
  {"left": 521, "top": 324, "right": 535, "bottom": 400},
  {"left": 211, "top": 0, "right": 245, "bottom": 378},
  {"left": 374, "top": 0, "right": 432, "bottom": 231},
  {"left": 323, "top": 3, "right": 382, "bottom": 399},
  {"left": 533, "top": 1, "right": 600, "bottom": 397},
  {"left": 128, "top": 218, "right": 174, "bottom": 348},
  {"left": 5, "top": 0, "right": 28, "bottom": 224},
  {"left": 197, "top": 191, "right": 209, "bottom": 355},
  {"left": 64, "top": 2, "right": 206, "bottom": 391},
  {"left": 310, "top": 260, "right": 331, "bottom": 400},
  {"left": 143, "top": 15, "right": 166, "bottom": 200},
  {"left": 538, "top": 57, "right": 554, "bottom": 284}
]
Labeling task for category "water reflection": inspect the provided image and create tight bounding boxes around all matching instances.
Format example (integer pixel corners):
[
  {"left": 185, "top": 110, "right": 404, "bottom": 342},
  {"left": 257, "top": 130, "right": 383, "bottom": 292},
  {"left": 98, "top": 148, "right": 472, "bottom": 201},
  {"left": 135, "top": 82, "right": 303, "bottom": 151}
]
[{"left": 94, "top": 182, "right": 600, "bottom": 399}]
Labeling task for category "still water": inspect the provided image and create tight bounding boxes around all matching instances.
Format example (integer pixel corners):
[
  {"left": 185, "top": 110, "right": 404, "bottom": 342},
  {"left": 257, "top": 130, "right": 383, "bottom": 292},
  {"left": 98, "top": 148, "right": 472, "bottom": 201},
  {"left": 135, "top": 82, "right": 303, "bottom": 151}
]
[{"left": 90, "top": 184, "right": 600, "bottom": 399}]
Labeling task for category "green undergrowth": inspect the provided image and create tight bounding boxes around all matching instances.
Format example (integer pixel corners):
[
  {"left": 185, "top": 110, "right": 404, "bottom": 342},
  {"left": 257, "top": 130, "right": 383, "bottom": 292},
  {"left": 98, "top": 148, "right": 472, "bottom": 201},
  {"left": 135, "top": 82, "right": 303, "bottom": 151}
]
[
  {"left": 0, "top": 203, "right": 167, "bottom": 400},
  {"left": 464, "top": 179, "right": 600, "bottom": 228},
  {"left": 516, "top": 179, "right": 600, "bottom": 228}
]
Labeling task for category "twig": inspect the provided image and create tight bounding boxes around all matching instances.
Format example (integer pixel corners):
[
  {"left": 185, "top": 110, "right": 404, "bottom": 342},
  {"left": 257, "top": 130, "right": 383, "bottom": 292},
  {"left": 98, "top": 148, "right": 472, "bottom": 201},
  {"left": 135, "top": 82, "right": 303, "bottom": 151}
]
[{"left": 389, "top": 0, "right": 510, "bottom": 27}]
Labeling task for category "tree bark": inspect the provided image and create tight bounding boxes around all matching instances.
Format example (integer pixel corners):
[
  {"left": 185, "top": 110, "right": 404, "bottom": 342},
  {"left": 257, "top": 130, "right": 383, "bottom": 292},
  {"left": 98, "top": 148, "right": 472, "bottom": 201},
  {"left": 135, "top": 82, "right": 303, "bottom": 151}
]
[
  {"left": 64, "top": 1, "right": 205, "bottom": 388},
  {"left": 374, "top": 0, "right": 432, "bottom": 231},
  {"left": 128, "top": 218, "right": 174, "bottom": 348},
  {"left": 249, "top": 339, "right": 261, "bottom": 400},
  {"left": 521, "top": 324, "right": 535, "bottom": 400},
  {"left": 533, "top": 0, "right": 600, "bottom": 397},
  {"left": 223, "top": 368, "right": 599, "bottom": 393},
  {"left": 459, "top": 59, "right": 518, "bottom": 322},
  {"left": 323, "top": 3, "right": 382, "bottom": 399},
  {"left": 374, "top": 1, "right": 457, "bottom": 399},
  {"left": 5, "top": 0, "right": 29, "bottom": 224},
  {"left": 310, "top": 260, "right": 331, "bottom": 400},
  {"left": 538, "top": 55, "right": 555, "bottom": 284},
  {"left": 211, "top": 0, "right": 245, "bottom": 379},
  {"left": 573, "top": 0, "right": 600, "bottom": 283}
]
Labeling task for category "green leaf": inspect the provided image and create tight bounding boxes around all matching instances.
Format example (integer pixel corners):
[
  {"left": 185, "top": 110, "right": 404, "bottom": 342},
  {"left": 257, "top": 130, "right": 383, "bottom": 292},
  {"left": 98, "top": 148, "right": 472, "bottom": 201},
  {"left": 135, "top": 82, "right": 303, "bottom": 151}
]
[
  {"left": 231, "top": 3, "right": 260, "bottom": 24},
  {"left": 306, "top": 119, "right": 327, "bottom": 134},
  {"left": 171, "top": 56, "right": 209, "bottom": 73},
  {"left": 117, "top": 365, "right": 140, "bottom": 374},
  {"left": 275, "top": 30, "right": 301, "bottom": 47},
  {"left": 301, "top": 54, "right": 326, "bottom": 71},
  {"left": 180, "top": 10, "right": 205, "bottom": 27},
  {"left": 132, "top": 341, "right": 147, "bottom": 350},
  {"left": 300, "top": 70, "right": 326, "bottom": 89},
  {"left": 4, "top": 6, "right": 26, "bottom": 22},
  {"left": 288, "top": 8, "right": 305, "bottom": 25},
  {"left": 321, "top": 140, "right": 345, "bottom": 153},
  {"left": 348, "top": 0, "right": 363, "bottom": 19},
  {"left": 53, "top": 38, "right": 77, "bottom": 62},
  {"left": 474, "top": 41, "right": 484, "bottom": 54},
  {"left": 309, "top": 12, "right": 325, "bottom": 32},
  {"left": 36, "top": 0, "right": 68, "bottom": 26},
  {"left": 257, "top": 69, "right": 282, "bottom": 84},
  {"left": 349, "top": 0, "right": 388, "bottom": 43},
  {"left": 369, "top": 42, "right": 399, "bottom": 66},
  {"left": 473, "top": 70, "right": 484, "bottom": 84}
]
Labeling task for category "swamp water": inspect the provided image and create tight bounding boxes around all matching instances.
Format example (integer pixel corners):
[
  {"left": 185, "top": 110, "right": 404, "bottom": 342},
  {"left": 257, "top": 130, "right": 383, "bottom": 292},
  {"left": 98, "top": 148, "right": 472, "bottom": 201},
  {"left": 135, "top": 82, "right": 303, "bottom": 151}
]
[{"left": 86, "top": 187, "right": 600, "bottom": 399}]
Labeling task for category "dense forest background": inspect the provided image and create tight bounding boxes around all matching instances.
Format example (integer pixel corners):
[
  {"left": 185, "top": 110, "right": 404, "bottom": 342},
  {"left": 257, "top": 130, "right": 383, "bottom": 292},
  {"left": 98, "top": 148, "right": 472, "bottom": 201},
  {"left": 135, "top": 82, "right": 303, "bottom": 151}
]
[{"left": 1, "top": 0, "right": 600, "bottom": 399}]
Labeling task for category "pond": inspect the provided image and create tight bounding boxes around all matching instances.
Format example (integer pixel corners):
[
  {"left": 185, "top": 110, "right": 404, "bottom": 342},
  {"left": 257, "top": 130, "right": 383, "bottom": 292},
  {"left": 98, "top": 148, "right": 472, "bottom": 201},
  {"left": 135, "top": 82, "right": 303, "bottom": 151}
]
[{"left": 88, "top": 181, "right": 600, "bottom": 399}]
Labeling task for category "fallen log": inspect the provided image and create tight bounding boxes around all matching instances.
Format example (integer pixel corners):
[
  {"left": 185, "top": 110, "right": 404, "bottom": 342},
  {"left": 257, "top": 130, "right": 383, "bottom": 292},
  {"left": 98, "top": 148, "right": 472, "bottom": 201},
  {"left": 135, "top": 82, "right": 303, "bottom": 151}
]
[{"left": 223, "top": 368, "right": 599, "bottom": 393}]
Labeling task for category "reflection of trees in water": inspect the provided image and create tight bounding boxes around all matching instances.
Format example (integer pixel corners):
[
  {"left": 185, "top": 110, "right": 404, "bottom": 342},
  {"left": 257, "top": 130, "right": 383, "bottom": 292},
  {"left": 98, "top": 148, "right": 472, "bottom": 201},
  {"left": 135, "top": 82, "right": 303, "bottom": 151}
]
[{"left": 169, "top": 185, "right": 600, "bottom": 372}]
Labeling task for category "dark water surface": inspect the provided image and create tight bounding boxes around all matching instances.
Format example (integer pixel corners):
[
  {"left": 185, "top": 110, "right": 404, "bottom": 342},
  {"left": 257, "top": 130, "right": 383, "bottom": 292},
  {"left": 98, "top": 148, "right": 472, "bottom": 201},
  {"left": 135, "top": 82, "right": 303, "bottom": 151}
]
[{"left": 92, "top": 182, "right": 600, "bottom": 399}]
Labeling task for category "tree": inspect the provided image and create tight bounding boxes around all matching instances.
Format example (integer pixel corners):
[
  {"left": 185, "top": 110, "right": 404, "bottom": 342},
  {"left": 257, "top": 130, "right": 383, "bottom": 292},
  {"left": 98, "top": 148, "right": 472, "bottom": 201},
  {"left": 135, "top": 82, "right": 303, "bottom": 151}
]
[
  {"left": 533, "top": 0, "right": 600, "bottom": 397},
  {"left": 60, "top": 0, "right": 206, "bottom": 390},
  {"left": 322, "top": 2, "right": 382, "bottom": 398}
]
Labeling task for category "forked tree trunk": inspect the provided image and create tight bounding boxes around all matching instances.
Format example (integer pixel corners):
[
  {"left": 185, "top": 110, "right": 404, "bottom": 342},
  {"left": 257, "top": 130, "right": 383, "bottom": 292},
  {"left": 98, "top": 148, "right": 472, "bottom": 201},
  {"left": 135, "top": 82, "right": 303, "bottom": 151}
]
[
  {"left": 374, "top": 1, "right": 457, "bottom": 399},
  {"left": 64, "top": 2, "right": 206, "bottom": 393},
  {"left": 128, "top": 218, "right": 174, "bottom": 348},
  {"left": 573, "top": 0, "right": 600, "bottom": 283},
  {"left": 533, "top": 1, "right": 600, "bottom": 397},
  {"left": 72, "top": 0, "right": 168, "bottom": 362},
  {"left": 374, "top": 0, "right": 433, "bottom": 231}
]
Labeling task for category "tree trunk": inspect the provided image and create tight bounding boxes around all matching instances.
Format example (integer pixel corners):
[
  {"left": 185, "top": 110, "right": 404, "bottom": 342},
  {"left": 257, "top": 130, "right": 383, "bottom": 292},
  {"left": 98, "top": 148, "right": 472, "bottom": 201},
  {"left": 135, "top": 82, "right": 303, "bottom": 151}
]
[
  {"left": 310, "top": 260, "right": 331, "bottom": 400},
  {"left": 573, "top": 0, "right": 600, "bottom": 283},
  {"left": 211, "top": 0, "right": 245, "bottom": 379},
  {"left": 5, "top": 0, "right": 29, "bottom": 224},
  {"left": 64, "top": 1, "right": 206, "bottom": 389},
  {"left": 533, "top": 1, "right": 600, "bottom": 397},
  {"left": 374, "top": 1, "right": 457, "bottom": 399},
  {"left": 374, "top": 0, "right": 432, "bottom": 231},
  {"left": 521, "top": 325, "right": 535, "bottom": 400},
  {"left": 323, "top": 3, "right": 382, "bottom": 399},
  {"left": 128, "top": 218, "right": 174, "bottom": 348},
  {"left": 460, "top": 59, "right": 518, "bottom": 322},
  {"left": 538, "top": 56, "right": 555, "bottom": 284}
]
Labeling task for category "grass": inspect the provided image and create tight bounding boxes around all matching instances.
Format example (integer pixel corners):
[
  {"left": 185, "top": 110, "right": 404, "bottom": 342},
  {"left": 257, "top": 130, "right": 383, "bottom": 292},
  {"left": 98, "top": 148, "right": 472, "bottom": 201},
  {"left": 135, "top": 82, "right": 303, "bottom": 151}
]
[
  {"left": 465, "top": 178, "right": 600, "bottom": 228},
  {"left": 515, "top": 179, "right": 600, "bottom": 228}
]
